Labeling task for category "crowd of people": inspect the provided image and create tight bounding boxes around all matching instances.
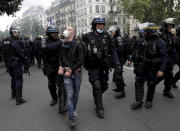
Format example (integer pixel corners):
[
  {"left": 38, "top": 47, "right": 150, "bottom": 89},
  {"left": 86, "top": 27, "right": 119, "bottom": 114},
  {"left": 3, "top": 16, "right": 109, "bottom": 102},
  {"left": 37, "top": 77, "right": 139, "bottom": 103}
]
[{"left": 0, "top": 16, "right": 180, "bottom": 128}]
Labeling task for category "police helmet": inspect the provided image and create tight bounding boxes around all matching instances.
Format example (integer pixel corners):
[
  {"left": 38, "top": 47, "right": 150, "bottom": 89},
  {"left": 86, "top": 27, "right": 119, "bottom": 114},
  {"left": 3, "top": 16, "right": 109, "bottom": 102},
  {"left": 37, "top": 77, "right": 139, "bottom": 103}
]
[
  {"left": 162, "top": 18, "right": 176, "bottom": 30},
  {"left": 91, "top": 15, "right": 106, "bottom": 30},
  {"left": 108, "top": 26, "right": 116, "bottom": 36},
  {"left": 9, "top": 26, "right": 20, "bottom": 35},
  {"left": 139, "top": 22, "right": 158, "bottom": 35},
  {"left": 46, "top": 26, "right": 59, "bottom": 35}
]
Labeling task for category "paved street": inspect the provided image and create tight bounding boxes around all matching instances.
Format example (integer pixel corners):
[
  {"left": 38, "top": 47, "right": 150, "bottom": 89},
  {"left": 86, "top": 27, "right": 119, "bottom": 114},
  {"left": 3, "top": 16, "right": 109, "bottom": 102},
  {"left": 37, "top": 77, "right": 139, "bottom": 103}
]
[{"left": 0, "top": 63, "right": 180, "bottom": 131}]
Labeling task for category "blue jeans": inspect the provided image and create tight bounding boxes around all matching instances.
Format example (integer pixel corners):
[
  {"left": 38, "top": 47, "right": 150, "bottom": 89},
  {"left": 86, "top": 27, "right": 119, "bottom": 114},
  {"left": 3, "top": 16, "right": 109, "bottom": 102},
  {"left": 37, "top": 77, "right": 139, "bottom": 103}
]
[{"left": 64, "top": 72, "right": 82, "bottom": 119}]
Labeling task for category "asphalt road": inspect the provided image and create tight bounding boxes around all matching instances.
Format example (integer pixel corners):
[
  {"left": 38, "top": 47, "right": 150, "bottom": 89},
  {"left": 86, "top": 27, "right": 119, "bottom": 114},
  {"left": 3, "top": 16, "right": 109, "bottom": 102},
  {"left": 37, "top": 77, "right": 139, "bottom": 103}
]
[{"left": 0, "top": 63, "right": 180, "bottom": 131}]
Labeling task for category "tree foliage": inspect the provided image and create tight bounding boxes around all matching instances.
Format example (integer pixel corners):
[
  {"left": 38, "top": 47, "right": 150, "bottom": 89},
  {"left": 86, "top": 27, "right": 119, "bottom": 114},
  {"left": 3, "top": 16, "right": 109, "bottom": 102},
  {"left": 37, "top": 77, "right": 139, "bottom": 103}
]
[
  {"left": 20, "top": 19, "right": 45, "bottom": 37},
  {"left": 121, "top": 0, "right": 180, "bottom": 25},
  {"left": 0, "top": 30, "right": 9, "bottom": 39},
  {"left": 0, "top": 0, "right": 23, "bottom": 16}
]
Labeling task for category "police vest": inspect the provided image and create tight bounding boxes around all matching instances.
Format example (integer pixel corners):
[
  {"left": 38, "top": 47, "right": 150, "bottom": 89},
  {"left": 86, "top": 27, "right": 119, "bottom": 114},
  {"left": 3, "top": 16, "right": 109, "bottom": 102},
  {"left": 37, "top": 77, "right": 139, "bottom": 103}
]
[
  {"left": 116, "top": 36, "right": 124, "bottom": 51},
  {"left": 44, "top": 39, "right": 60, "bottom": 66},
  {"left": 85, "top": 32, "right": 111, "bottom": 69},
  {"left": 133, "top": 39, "right": 147, "bottom": 64},
  {"left": 3, "top": 38, "right": 17, "bottom": 58},
  {"left": 146, "top": 39, "right": 162, "bottom": 66},
  {"left": 163, "top": 33, "right": 174, "bottom": 53}
]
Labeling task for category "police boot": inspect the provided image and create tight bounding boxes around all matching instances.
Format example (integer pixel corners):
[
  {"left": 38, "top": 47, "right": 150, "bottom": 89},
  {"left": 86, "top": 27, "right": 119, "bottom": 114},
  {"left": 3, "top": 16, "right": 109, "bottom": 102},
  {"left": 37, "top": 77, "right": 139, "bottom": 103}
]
[
  {"left": 130, "top": 101, "right": 143, "bottom": 110},
  {"left": 112, "top": 88, "right": 121, "bottom": 92},
  {"left": 16, "top": 88, "right": 26, "bottom": 105},
  {"left": 163, "top": 91, "right": 174, "bottom": 98},
  {"left": 115, "top": 91, "right": 125, "bottom": 99},
  {"left": 50, "top": 99, "right": 58, "bottom": 106},
  {"left": 58, "top": 83, "right": 67, "bottom": 113},
  {"left": 38, "top": 64, "right": 41, "bottom": 69},
  {"left": 172, "top": 83, "right": 178, "bottom": 88},
  {"left": 58, "top": 102, "right": 67, "bottom": 113},
  {"left": 145, "top": 101, "right": 152, "bottom": 109},
  {"left": 114, "top": 78, "right": 125, "bottom": 94},
  {"left": 94, "top": 89, "right": 104, "bottom": 119},
  {"left": 58, "top": 95, "right": 67, "bottom": 113}
]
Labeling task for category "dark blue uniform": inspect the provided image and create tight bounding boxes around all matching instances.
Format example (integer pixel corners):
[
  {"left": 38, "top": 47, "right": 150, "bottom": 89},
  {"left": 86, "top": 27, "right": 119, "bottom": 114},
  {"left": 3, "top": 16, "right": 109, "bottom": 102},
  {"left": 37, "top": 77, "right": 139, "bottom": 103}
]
[
  {"left": 130, "top": 36, "right": 168, "bottom": 108},
  {"left": 112, "top": 33, "right": 131, "bottom": 98},
  {"left": 3, "top": 37, "right": 27, "bottom": 101},
  {"left": 156, "top": 32, "right": 176, "bottom": 98},
  {"left": 35, "top": 38, "right": 43, "bottom": 68},
  {"left": 84, "top": 31, "right": 120, "bottom": 117},
  {"left": 42, "top": 38, "right": 66, "bottom": 110}
]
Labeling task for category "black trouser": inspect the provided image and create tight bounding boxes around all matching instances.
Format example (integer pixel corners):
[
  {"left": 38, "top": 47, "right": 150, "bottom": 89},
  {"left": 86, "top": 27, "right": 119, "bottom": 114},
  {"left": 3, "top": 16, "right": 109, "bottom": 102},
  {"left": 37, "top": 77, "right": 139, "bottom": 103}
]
[
  {"left": 134, "top": 75, "right": 145, "bottom": 102},
  {"left": 88, "top": 68, "right": 109, "bottom": 110},
  {"left": 146, "top": 67, "right": 159, "bottom": 102},
  {"left": 113, "top": 57, "right": 126, "bottom": 91},
  {"left": 156, "top": 63, "right": 173, "bottom": 93},
  {"left": 173, "top": 63, "right": 180, "bottom": 84},
  {"left": 46, "top": 67, "right": 65, "bottom": 102}
]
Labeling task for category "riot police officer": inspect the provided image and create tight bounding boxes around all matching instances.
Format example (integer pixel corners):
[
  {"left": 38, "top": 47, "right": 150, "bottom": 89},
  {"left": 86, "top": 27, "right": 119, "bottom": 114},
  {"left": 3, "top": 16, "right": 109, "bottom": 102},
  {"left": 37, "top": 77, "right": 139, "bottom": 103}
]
[
  {"left": 83, "top": 16, "right": 120, "bottom": 118},
  {"left": 3, "top": 26, "right": 28, "bottom": 105},
  {"left": 42, "top": 26, "right": 66, "bottom": 113},
  {"left": 29, "top": 38, "right": 35, "bottom": 65},
  {"left": 23, "top": 36, "right": 31, "bottom": 65},
  {"left": 172, "top": 26, "right": 180, "bottom": 88},
  {"left": 156, "top": 18, "right": 177, "bottom": 98},
  {"left": 128, "top": 23, "right": 168, "bottom": 109},
  {"left": 35, "top": 36, "right": 43, "bottom": 68},
  {"left": 112, "top": 28, "right": 131, "bottom": 99}
]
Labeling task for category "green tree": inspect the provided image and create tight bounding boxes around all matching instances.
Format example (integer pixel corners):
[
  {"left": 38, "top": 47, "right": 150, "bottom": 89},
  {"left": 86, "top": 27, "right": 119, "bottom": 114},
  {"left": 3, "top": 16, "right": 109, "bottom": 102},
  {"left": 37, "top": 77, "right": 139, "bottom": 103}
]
[
  {"left": 0, "top": 30, "right": 9, "bottom": 39},
  {"left": 20, "top": 20, "right": 32, "bottom": 36},
  {"left": 0, "top": 0, "right": 24, "bottom": 16},
  {"left": 20, "top": 19, "right": 45, "bottom": 37},
  {"left": 104, "top": 17, "right": 117, "bottom": 31},
  {"left": 31, "top": 19, "right": 45, "bottom": 37},
  {"left": 121, "top": 0, "right": 179, "bottom": 25}
]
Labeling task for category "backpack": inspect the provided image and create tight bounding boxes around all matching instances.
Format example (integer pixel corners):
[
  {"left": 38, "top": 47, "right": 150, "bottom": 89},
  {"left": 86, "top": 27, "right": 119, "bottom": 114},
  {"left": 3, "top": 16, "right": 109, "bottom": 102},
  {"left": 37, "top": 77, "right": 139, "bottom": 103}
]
[{"left": 72, "top": 40, "right": 87, "bottom": 58}]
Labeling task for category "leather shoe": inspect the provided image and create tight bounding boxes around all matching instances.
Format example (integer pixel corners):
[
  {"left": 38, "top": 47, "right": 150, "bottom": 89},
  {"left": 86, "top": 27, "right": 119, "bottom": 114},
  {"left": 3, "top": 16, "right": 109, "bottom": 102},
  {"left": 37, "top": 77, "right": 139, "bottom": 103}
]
[
  {"left": 115, "top": 92, "right": 125, "bottom": 99},
  {"left": 16, "top": 98, "right": 26, "bottom": 105},
  {"left": 172, "top": 83, "right": 178, "bottom": 88},
  {"left": 50, "top": 99, "right": 58, "bottom": 106},
  {"left": 130, "top": 101, "right": 143, "bottom": 110},
  {"left": 145, "top": 101, "right": 152, "bottom": 109},
  {"left": 163, "top": 92, "right": 174, "bottom": 98},
  {"left": 95, "top": 108, "right": 104, "bottom": 119}
]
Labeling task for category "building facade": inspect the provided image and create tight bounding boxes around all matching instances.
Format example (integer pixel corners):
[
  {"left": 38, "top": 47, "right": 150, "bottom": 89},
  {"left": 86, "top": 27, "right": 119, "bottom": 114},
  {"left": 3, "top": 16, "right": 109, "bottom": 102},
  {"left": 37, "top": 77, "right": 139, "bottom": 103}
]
[
  {"left": 75, "top": 0, "right": 130, "bottom": 36},
  {"left": 12, "top": 6, "right": 47, "bottom": 29}
]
